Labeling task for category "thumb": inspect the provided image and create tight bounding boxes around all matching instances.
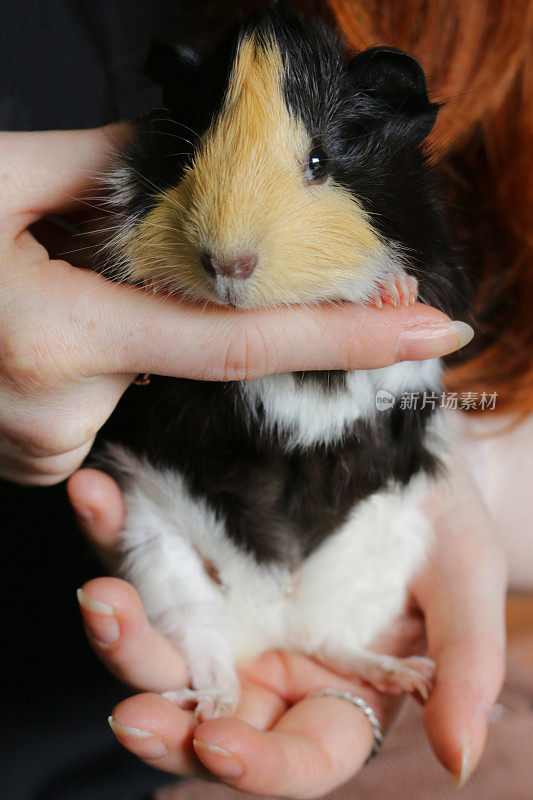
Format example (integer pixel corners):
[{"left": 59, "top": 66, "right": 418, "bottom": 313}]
[{"left": 1, "top": 123, "right": 131, "bottom": 223}]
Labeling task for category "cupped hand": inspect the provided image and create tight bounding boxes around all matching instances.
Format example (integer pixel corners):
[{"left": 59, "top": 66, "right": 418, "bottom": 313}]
[
  {"left": 69, "top": 461, "right": 506, "bottom": 799},
  {"left": 1, "top": 126, "right": 472, "bottom": 486}
]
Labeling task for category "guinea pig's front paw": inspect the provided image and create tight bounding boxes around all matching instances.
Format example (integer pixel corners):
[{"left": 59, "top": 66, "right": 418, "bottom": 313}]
[
  {"left": 322, "top": 647, "right": 435, "bottom": 701},
  {"left": 357, "top": 654, "right": 435, "bottom": 700},
  {"left": 162, "top": 686, "right": 240, "bottom": 721},
  {"left": 369, "top": 272, "right": 418, "bottom": 309}
]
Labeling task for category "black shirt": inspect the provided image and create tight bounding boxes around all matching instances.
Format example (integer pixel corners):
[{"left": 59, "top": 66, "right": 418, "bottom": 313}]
[{"left": 0, "top": 0, "right": 248, "bottom": 130}]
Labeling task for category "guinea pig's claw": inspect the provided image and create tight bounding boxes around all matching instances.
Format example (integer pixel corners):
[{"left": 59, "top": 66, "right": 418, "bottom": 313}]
[
  {"left": 161, "top": 687, "right": 239, "bottom": 720},
  {"left": 358, "top": 654, "right": 435, "bottom": 699},
  {"left": 369, "top": 273, "right": 419, "bottom": 309}
]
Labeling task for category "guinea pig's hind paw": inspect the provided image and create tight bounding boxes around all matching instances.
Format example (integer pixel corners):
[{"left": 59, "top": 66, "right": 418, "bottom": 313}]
[
  {"left": 162, "top": 687, "right": 238, "bottom": 720},
  {"left": 359, "top": 654, "right": 435, "bottom": 700},
  {"left": 369, "top": 273, "right": 418, "bottom": 309}
]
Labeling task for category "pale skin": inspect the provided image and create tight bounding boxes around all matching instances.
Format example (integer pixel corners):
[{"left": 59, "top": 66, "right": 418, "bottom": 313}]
[{"left": 1, "top": 124, "right": 506, "bottom": 796}]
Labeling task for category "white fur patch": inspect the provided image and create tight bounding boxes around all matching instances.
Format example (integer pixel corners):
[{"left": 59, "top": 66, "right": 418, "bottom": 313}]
[
  {"left": 105, "top": 159, "right": 140, "bottom": 211},
  {"left": 109, "top": 446, "right": 434, "bottom": 693},
  {"left": 240, "top": 358, "right": 442, "bottom": 448},
  {"left": 98, "top": 161, "right": 144, "bottom": 282}
]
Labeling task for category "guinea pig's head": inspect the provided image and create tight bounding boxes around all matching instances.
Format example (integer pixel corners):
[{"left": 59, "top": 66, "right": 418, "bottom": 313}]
[{"left": 106, "top": 7, "right": 442, "bottom": 309}]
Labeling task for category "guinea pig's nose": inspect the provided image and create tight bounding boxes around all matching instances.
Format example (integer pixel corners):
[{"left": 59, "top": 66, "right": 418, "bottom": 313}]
[{"left": 201, "top": 251, "right": 257, "bottom": 280}]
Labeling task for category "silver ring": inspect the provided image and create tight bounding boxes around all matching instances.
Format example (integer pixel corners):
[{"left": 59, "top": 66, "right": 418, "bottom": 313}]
[{"left": 307, "top": 689, "right": 383, "bottom": 763}]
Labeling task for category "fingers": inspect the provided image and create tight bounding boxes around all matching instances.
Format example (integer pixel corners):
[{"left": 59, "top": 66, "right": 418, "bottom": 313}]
[
  {"left": 108, "top": 693, "right": 201, "bottom": 777},
  {"left": 77, "top": 577, "right": 189, "bottom": 692},
  {"left": 193, "top": 651, "right": 397, "bottom": 799},
  {"left": 106, "top": 647, "right": 399, "bottom": 797},
  {"left": 70, "top": 471, "right": 190, "bottom": 691},
  {"left": 108, "top": 681, "right": 289, "bottom": 781},
  {"left": 193, "top": 699, "right": 379, "bottom": 798},
  {"left": 109, "top": 689, "right": 382, "bottom": 798},
  {"left": 78, "top": 573, "right": 288, "bottom": 726},
  {"left": 414, "top": 465, "right": 507, "bottom": 786},
  {"left": 0, "top": 124, "right": 131, "bottom": 223},
  {"left": 79, "top": 274, "right": 473, "bottom": 379}
]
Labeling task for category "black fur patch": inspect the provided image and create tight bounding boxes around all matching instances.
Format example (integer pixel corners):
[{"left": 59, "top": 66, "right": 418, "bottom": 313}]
[
  {"left": 254, "top": 8, "right": 471, "bottom": 322},
  {"left": 101, "top": 376, "right": 439, "bottom": 566},
  {"left": 110, "top": 22, "right": 244, "bottom": 222}
]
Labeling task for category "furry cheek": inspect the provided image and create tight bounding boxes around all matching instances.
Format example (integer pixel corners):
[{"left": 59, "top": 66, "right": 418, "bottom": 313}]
[{"left": 126, "top": 169, "right": 386, "bottom": 308}]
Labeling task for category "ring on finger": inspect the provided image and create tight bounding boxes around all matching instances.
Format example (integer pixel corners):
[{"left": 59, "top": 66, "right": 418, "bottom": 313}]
[{"left": 307, "top": 688, "right": 383, "bottom": 762}]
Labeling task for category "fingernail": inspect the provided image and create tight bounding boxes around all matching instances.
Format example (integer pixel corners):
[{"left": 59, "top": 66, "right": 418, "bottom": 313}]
[
  {"left": 396, "top": 321, "right": 474, "bottom": 361},
  {"left": 108, "top": 716, "right": 168, "bottom": 759},
  {"left": 77, "top": 588, "right": 120, "bottom": 645},
  {"left": 193, "top": 739, "right": 244, "bottom": 779},
  {"left": 451, "top": 699, "right": 492, "bottom": 789},
  {"left": 452, "top": 738, "right": 472, "bottom": 789}
]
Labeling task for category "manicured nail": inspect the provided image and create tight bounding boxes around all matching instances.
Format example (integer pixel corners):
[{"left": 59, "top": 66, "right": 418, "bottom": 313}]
[
  {"left": 396, "top": 321, "right": 474, "bottom": 361},
  {"left": 451, "top": 699, "right": 492, "bottom": 788},
  {"left": 193, "top": 739, "right": 244, "bottom": 779},
  {"left": 77, "top": 588, "right": 113, "bottom": 615},
  {"left": 452, "top": 738, "right": 472, "bottom": 789},
  {"left": 108, "top": 716, "right": 168, "bottom": 759},
  {"left": 77, "top": 588, "right": 120, "bottom": 645}
]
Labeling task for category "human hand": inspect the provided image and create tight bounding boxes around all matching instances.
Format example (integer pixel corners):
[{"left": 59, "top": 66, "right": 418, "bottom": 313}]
[
  {"left": 0, "top": 125, "right": 473, "bottom": 486},
  {"left": 70, "top": 462, "right": 506, "bottom": 798}
]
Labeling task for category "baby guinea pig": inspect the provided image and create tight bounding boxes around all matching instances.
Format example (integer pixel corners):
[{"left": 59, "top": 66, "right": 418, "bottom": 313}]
[{"left": 97, "top": 5, "right": 469, "bottom": 720}]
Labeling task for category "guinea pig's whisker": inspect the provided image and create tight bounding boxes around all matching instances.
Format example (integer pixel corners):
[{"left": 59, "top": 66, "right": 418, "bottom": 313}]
[
  {"left": 64, "top": 194, "right": 122, "bottom": 217},
  {"left": 148, "top": 130, "right": 197, "bottom": 150},
  {"left": 72, "top": 225, "right": 125, "bottom": 240},
  {"left": 123, "top": 165, "right": 174, "bottom": 200},
  {"left": 153, "top": 116, "right": 201, "bottom": 142},
  {"left": 59, "top": 242, "right": 112, "bottom": 257}
]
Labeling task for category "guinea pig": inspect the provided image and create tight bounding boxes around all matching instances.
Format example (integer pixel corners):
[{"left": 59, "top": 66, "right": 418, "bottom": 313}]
[{"left": 96, "top": 4, "right": 469, "bottom": 720}]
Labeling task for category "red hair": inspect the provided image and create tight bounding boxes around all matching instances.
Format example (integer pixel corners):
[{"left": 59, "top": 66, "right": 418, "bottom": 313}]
[{"left": 325, "top": 0, "right": 533, "bottom": 417}]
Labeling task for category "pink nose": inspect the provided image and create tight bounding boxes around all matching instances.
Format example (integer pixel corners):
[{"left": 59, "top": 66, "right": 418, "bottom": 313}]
[{"left": 201, "top": 251, "right": 257, "bottom": 280}]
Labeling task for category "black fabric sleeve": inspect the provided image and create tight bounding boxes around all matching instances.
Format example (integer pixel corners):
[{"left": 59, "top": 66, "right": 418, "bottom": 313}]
[{"left": 0, "top": 0, "right": 183, "bottom": 130}]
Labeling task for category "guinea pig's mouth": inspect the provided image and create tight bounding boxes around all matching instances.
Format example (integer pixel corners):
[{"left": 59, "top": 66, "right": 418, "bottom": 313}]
[
  {"left": 139, "top": 272, "right": 252, "bottom": 308},
  {"left": 211, "top": 275, "right": 251, "bottom": 308}
]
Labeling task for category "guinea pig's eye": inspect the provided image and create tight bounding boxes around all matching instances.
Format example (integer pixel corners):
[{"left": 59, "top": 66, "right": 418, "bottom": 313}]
[{"left": 305, "top": 144, "right": 329, "bottom": 184}]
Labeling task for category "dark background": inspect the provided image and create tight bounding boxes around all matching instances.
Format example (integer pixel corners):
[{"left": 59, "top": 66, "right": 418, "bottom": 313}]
[
  {"left": 0, "top": 0, "right": 264, "bottom": 131},
  {"left": 2, "top": 480, "right": 174, "bottom": 800}
]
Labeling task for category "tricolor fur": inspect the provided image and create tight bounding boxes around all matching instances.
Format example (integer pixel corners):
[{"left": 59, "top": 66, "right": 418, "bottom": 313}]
[
  {"left": 97, "top": 6, "right": 469, "bottom": 717},
  {"left": 105, "top": 8, "right": 466, "bottom": 314}
]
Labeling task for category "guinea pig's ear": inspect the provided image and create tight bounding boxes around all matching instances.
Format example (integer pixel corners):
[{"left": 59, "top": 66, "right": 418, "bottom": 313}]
[
  {"left": 346, "top": 47, "right": 438, "bottom": 143},
  {"left": 144, "top": 39, "right": 204, "bottom": 111}
]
